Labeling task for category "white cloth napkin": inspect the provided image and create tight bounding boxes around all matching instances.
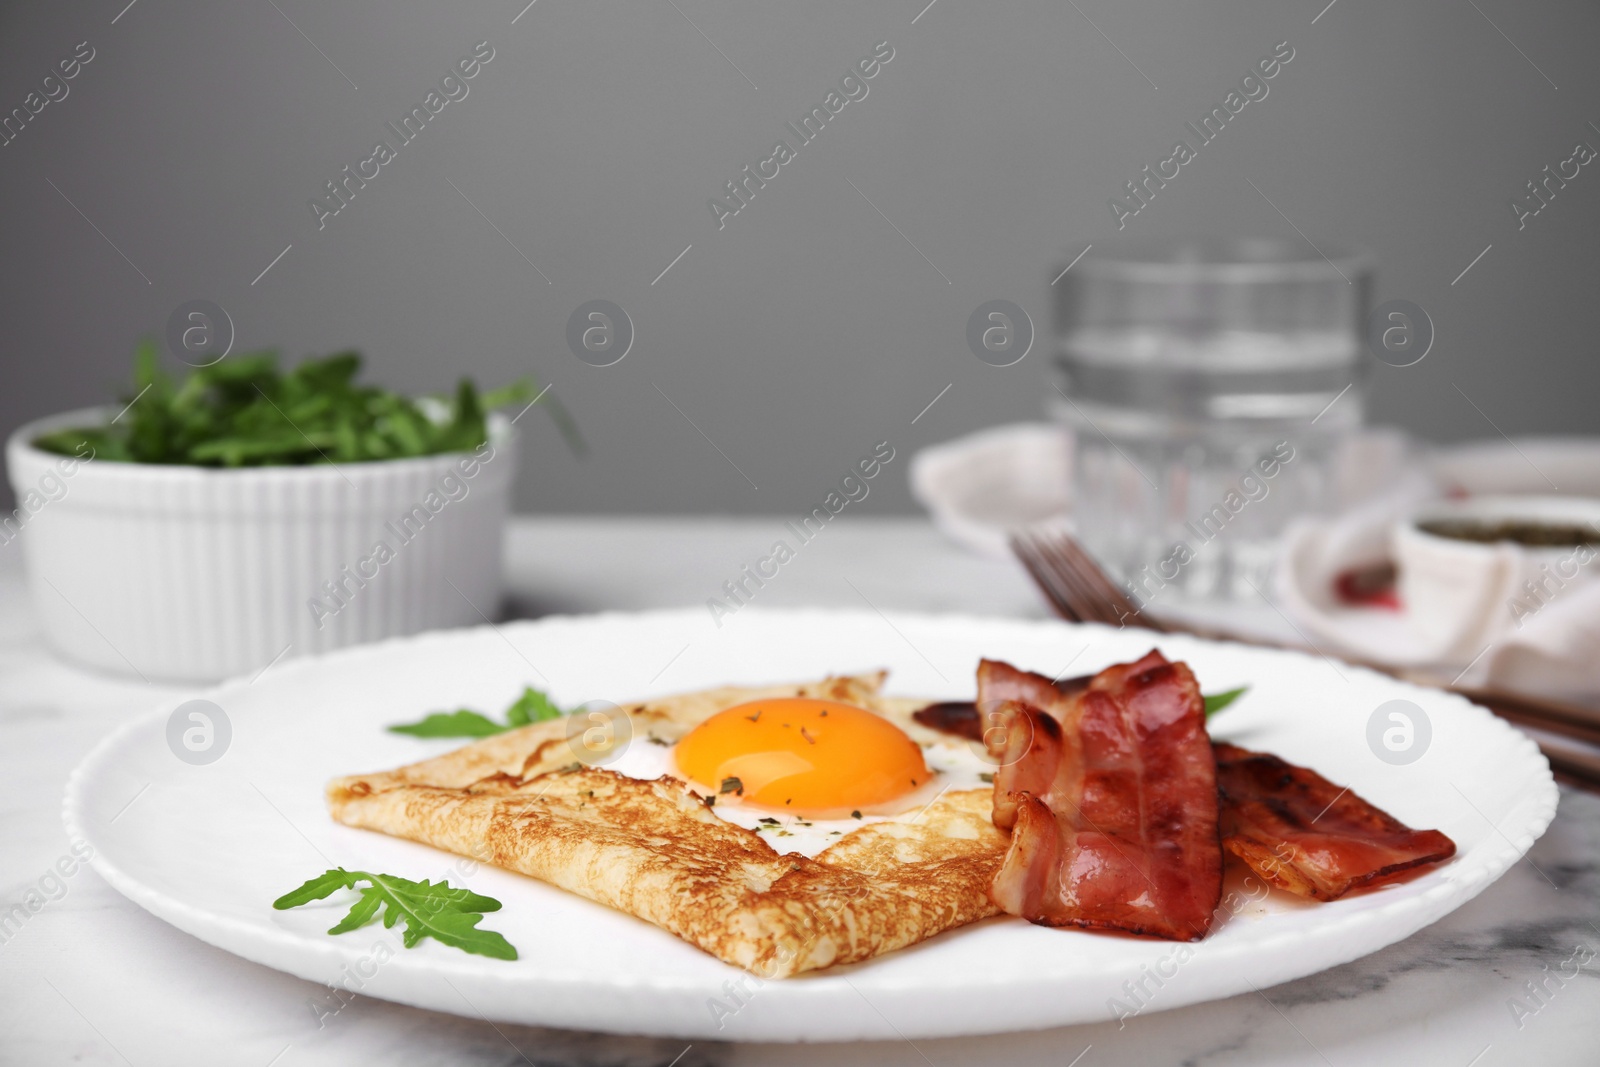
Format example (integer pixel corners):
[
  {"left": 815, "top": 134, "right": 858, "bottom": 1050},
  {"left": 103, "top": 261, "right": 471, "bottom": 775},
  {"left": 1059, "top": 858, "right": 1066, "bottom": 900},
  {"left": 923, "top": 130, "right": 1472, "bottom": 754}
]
[{"left": 908, "top": 423, "right": 1071, "bottom": 559}]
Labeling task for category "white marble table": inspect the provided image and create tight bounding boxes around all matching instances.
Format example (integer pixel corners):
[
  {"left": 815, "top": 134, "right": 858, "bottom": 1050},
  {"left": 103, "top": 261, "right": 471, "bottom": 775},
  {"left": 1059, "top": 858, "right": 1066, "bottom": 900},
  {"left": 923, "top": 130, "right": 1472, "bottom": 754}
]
[{"left": 2, "top": 517, "right": 1596, "bottom": 1066}]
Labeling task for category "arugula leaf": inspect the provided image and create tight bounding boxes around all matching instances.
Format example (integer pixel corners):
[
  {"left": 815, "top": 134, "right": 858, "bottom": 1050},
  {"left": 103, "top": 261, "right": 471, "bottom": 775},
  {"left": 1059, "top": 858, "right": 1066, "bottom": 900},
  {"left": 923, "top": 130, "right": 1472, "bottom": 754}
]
[
  {"left": 273, "top": 868, "right": 517, "bottom": 960},
  {"left": 504, "top": 686, "right": 564, "bottom": 726},
  {"left": 389, "top": 686, "right": 566, "bottom": 738},
  {"left": 271, "top": 867, "right": 353, "bottom": 909},
  {"left": 327, "top": 888, "right": 385, "bottom": 934},
  {"left": 387, "top": 710, "right": 517, "bottom": 738},
  {"left": 32, "top": 346, "right": 577, "bottom": 467},
  {"left": 1204, "top": 687, "right": 1248, "bottom": 717}
]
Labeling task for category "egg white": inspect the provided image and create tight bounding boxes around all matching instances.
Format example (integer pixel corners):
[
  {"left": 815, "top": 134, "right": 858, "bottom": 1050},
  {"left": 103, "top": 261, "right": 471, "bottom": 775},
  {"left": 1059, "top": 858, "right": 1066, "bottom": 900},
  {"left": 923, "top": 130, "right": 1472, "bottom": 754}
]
[{"left": 603, "top": 732, "right": 995, "bottom": 858}]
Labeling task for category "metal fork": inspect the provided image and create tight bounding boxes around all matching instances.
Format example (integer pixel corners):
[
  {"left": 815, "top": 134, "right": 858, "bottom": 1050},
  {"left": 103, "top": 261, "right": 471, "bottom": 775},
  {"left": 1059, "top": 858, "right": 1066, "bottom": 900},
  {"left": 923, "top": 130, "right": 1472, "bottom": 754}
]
[
  {"left": 1009, "top": 527, "right": 1168, "bottom": 632},
  {"left": 1010, "top": 524, "right": 1600, "bottom": 791}
]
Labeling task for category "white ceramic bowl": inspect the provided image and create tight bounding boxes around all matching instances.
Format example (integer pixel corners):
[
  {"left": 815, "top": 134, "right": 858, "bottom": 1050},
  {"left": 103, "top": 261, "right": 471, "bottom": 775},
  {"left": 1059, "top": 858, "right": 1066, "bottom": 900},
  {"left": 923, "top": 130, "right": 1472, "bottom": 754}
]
[
  {"left": 1393, "top": 494, "right": 1600, "bottom": 662},
  {"left": 5, "top": 407, "right": 517, "bottom": 682}
]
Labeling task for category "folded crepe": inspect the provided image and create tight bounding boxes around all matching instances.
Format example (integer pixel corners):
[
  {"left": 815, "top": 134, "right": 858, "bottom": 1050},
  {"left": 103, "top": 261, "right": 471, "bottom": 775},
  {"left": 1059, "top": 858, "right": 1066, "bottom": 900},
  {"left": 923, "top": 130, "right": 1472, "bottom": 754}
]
[{"left": 327, "top": 673, "right": 1007, "bottom": 977}]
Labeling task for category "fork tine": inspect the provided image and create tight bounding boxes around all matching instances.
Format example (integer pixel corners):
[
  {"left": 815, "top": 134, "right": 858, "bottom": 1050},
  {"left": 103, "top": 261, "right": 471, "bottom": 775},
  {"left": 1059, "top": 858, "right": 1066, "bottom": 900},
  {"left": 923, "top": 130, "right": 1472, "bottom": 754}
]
[
  {"left": 1033, "top": 535, "right": 1122, "bottom": 626},
  {"left": 1068, "top": 537, "right": 1170, "bottom": 633},
  {"left": 1052, "top": 544, "right": 1136, "bottom": 627},
  {"left": 1009, "top": 532, "right": 1082, "bottom": 622},
  {"left": 1013, "top": 529, "right": 1110, "bottom": 625},
  {"left": 1056, "top": 536, "right": 1160, "bottom": 628},
  {"left": 1019, "top": 531, "right": 1095, "bottom": 624},
  {"left": 1011, "top": 527, "right": 1167, "bottom": 632}
]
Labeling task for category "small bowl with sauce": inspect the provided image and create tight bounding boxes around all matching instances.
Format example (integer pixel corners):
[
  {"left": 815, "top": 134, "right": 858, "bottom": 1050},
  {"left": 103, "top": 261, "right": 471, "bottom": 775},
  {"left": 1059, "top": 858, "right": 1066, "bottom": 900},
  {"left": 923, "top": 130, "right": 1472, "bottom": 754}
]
[{"left": 1393, "top": 495, "right": 1600, "bottom": 661}]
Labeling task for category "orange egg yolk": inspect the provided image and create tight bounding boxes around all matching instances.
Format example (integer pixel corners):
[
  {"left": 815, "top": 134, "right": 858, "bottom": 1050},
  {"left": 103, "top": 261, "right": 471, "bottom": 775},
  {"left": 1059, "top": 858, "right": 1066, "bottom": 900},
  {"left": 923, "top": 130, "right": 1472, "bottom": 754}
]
[{"left": 673, "top": 698, "right": 930, "bottom": 818}]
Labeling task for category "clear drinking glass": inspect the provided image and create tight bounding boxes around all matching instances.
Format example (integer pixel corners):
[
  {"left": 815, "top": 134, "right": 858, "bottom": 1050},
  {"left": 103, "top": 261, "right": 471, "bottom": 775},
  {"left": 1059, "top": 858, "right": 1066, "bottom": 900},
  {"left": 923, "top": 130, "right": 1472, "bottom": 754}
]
[{"left": 1050, "top": 237, "right": 1371, "bottom": 606}]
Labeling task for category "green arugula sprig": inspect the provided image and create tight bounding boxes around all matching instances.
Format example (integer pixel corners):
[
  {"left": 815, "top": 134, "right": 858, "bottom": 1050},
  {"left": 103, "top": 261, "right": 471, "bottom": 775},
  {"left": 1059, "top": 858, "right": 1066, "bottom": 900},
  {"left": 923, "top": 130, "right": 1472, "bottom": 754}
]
[
  {"left": 273, "top": 868, "right": 517, "bottom": 960},
  {"left": 32, "top": 341, "right": 581, "bottom": 467},
  {"left": 1203, "top": 687, "right": 1248, "bottom": 717},
  {"left": 389, "top": 686, "right": 566, "bottom": 738}
]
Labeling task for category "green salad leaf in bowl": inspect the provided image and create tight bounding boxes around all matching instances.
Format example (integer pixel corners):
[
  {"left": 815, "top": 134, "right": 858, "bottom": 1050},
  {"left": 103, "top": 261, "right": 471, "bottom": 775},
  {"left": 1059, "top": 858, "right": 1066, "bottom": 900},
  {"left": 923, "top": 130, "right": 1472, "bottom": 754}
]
[{"left": 32, "top": 341, "right": 580, "bottom": 467}]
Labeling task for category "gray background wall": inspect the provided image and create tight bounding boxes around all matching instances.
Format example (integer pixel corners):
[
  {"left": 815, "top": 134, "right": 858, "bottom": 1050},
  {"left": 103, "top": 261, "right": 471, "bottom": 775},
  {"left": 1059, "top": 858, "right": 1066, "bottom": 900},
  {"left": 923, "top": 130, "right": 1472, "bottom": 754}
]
[{"left": 2, "top": 0, "right": 1597, "bottom": 516}]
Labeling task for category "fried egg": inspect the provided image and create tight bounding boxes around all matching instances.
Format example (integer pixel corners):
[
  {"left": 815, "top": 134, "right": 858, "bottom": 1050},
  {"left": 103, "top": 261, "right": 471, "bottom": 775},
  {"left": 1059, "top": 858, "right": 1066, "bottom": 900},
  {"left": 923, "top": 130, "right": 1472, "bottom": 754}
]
[{"left": 603, "top": 696, "right": 994, "bottom": 857}]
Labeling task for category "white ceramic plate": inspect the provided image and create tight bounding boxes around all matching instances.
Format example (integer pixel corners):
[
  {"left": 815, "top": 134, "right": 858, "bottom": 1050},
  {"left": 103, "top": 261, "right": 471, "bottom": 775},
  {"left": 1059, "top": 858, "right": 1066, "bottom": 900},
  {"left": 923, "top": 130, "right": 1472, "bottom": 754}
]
[{"left": 64, "top": 610, "right": 1557, "bottom": 1042}]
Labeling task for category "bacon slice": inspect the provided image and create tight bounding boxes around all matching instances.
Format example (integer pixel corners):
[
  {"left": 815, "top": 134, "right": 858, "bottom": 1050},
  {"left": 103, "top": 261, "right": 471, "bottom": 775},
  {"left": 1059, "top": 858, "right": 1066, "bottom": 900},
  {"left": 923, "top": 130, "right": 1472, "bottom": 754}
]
[
  {"left": 918, "top": 666, "right": 1460, "bottom": 914},
  {"left": 910, "top": 701, "right": 986, "bottom": 741},
  {"left": 915, "top": 671, "right": 1093, "bottom": 831},
  {"left": 1213, "top": 742, "right": 1456, "bottom": 900},
  {"left": 982, "top": 653, "right": 1222, "bottom": 941}
]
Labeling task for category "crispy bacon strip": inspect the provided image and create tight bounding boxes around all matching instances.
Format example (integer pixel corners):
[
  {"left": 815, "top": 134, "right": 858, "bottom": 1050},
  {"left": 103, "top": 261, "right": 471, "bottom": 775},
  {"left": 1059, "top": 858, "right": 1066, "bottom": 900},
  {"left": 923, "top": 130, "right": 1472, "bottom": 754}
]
[
  {"left": 1213, "top": 742, "right": 1456, "bottom": 901},
  {"left": 910, "top": 701, "right": 987, "bottom": 740},
  {"left": 916, "top": 698, "right": 1460, "bottom": 907},
  {"left": 981, "top": 653, "right": 1222, "bottom": 941},
  {"left": 919, "top": 668, "right": 1460, "bottom": 912}
]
